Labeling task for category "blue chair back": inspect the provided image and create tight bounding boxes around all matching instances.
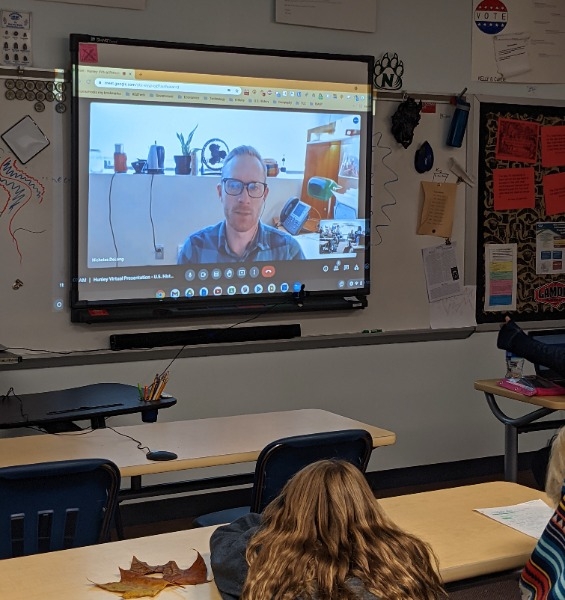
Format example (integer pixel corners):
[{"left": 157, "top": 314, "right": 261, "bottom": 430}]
[
  {"left": 251, "top": 429, "right": 373, "bottom": 512},
  {"left": 193, "top": 429, "right": 374, "bottom": 527},
  {"left": 0, "top": 458, "right": 120, "bottom": 558}
]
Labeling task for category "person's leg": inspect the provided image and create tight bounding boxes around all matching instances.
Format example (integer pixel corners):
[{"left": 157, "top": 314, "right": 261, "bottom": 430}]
[{"left": 497, "top": 318, "right": 565, "bottom": 378}]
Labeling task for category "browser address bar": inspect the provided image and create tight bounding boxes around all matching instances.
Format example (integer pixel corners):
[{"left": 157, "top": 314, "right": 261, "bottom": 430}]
[{"left": 95, "top": 79, "right": 241, "bottom": 95}]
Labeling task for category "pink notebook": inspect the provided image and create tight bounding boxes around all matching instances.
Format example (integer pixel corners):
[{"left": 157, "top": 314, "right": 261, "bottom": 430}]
[
  {"left": 498, "top": 376, "right": 565, "bottom": 396},
  {"left": 497, "top": 378, "right": 537, "bottom": 396}
]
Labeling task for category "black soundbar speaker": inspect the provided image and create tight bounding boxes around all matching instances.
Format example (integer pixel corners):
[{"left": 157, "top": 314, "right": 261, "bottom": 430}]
[{"left": 110, "top": 323, "right": 301, "bottom": 350}]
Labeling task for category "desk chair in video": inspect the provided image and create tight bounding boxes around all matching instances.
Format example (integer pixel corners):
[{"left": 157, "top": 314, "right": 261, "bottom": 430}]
[
  {"left": 0, "top": 458, "right": 120, "bottom": 558},
  {"left": 193, "top": 428, "right": 373, "bottom": 527}
]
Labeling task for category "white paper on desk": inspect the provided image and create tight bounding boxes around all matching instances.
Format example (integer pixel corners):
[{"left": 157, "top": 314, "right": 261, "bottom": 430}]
[{"left": 474, "top": 499, "right": 553, "bottom": 539}]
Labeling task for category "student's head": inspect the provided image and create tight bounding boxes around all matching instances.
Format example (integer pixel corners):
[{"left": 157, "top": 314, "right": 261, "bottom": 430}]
[
  {"left": 546, "top": 427, "right": 565, "bottom": 506},
  {"left": 242, "top": 459, "right": 445, "bottom": 600},
  {"left": 217, "top": 145, "right": 269, "bottom": 235},
  {"left": 261, "top": 457, "right": 380, "bottom": 540}
]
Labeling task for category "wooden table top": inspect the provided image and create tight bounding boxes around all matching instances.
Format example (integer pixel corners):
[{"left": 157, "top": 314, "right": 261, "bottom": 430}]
[
  {"left": 0, "top": 526, "right": 221, "bottom": 600},
  {"left": 0, "top": 409, "right": 395, "bottom": 477},
  {"left": 0, "top": 481, "right": 549, "bottom": 598},
  {"left": 380, "top": 480, "right": 550, "bottom": 583},
  {"left": 475, "top": 378, "right": 565, "bottom": 410}
]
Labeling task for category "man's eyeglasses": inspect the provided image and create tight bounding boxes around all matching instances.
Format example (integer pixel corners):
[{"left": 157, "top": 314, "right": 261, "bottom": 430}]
[{"left": 222, "top": 178, "right": 267, "bottom": 198}]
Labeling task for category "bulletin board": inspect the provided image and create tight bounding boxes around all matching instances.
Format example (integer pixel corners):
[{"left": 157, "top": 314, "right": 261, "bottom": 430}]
[
  {"left": 476, "top": 98, "right": 565, "bottom": 324},
  {"left": 0, "top": 76, "right": 467, "bottom": 354}
]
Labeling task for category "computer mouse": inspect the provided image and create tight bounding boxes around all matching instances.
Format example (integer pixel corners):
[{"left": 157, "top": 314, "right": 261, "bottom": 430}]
[
  {"left": 414, "top": 140, "right": 434, "bottom": 173},
  {"left": 146, "top": 450, "right": 178, "bottom": 461}
]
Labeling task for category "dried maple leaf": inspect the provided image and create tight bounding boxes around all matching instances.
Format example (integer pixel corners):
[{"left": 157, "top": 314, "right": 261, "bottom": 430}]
[
  {"left": 162, "top": 552, "right": 209, "bottom": 585},
  {"left": 129, "top": 556, "right": 165, "bottom": 575},
  {"left": 93, "top": 567, "right": 173, "bottom": 598},
  {"left": 128, "top": 551, "right": 209, "bottom": 585}
]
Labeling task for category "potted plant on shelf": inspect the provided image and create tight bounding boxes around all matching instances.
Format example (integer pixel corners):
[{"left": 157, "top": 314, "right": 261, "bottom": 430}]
[{"left": 174, "top": 125, "right": 198, "bottom": 174}]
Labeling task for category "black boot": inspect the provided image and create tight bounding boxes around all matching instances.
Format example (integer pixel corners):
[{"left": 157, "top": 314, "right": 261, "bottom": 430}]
[{"left": 497, "top": 320, "right": 565, "bottom": 378}]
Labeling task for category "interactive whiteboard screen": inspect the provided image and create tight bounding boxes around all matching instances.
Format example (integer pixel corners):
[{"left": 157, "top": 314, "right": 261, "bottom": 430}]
[{"left": 69, "top": 34, "right": 373, "bottom": 323}]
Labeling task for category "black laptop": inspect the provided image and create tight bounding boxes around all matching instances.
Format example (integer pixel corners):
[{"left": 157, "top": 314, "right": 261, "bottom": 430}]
[{"left": 527, "top": 329, "right": 565, "bottom": 389}]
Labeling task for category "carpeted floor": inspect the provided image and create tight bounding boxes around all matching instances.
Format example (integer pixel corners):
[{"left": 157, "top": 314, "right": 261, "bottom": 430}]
[{"left": 447, "top": 573, "right": 521, "bottom": 599}]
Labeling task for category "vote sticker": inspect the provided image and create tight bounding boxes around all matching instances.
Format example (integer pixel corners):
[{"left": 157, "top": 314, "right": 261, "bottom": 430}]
[{"left": 474, "top": 1, "right": 508, "bottom": 35}]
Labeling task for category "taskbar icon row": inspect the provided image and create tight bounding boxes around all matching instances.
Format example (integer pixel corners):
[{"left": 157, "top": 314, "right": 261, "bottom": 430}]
[
  {"left": 157, "top": 281, "right": 291, "bottom": 299},
  {"left": 155, "top": 279, "right": 366, "bottom": 299}
]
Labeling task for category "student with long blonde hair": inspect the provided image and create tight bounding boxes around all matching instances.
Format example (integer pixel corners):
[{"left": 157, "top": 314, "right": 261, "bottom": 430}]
[
  {"left": 520, "top": 427, "right": 565, "bottom": 599},
  {"left": 210, "top": 459, "right": 446, "bottom": 600},
  {"left": 545, "top": 427, "right": 565, "bottom": 507}
]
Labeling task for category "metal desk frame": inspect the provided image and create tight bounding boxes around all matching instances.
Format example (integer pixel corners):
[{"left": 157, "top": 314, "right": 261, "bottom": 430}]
[{"left": 475, "top": 379, "right": 565, "bottom": 482}]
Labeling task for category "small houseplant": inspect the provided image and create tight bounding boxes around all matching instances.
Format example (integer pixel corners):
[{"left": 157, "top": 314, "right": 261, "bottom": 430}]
[{"left": 174, "top": 125, "right": 198, "bottom": 174}]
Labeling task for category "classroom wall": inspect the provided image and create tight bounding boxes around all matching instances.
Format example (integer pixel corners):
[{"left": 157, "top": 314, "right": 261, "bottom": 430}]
[{"left": 1, "top": 0, "right": 560, "bottom": 472}]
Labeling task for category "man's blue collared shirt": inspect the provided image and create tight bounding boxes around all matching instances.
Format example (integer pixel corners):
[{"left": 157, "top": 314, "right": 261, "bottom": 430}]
[{"left": 178, "top": 221, "right": 306, "bottom": 264}]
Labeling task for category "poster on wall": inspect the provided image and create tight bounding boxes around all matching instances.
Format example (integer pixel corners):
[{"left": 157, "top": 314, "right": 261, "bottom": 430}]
[
  {"left": 1, "top": 9, "right": 32, "bottom": 66},
  {"left": 484, "top": 243, "right": 517, "bottom": 312},
  {"left": 472, "top": 0, "right": 565, "bottom": 83},
  {"left": 421, "top": 242, "right": 462, "bottom": 303},
  {"left": 536, "top": 223, "right": 565, "bottom": 275},
  {"left": 275, "top": 0, "right": 376, "bottom": 32}
]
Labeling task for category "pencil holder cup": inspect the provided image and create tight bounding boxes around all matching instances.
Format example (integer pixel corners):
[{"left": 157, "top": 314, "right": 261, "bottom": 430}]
[{"left": 142, "top": 408, "right": 158, "bottom": 423}]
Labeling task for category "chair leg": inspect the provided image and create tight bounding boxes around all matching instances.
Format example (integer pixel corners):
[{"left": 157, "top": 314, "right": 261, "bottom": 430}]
[{"left": 114, "top": 504, "right": 125, "bottom": 540}]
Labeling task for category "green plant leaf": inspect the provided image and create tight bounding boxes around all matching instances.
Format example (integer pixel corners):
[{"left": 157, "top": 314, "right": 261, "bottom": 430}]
[{"left": 176, "top": 125, "right": 198, "bottom": 155}]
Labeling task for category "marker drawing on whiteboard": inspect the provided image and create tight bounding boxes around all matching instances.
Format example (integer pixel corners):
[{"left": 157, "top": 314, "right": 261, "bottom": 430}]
[
  {"left": 372, "top": 130, "right": 399, "bottom": 246},
  {"left": 0, "top": 156, "right": 45, "bottom": 262}
]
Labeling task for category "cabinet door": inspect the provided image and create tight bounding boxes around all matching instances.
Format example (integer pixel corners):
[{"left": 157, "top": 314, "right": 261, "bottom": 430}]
[
  {"left": 337, "top": 137, "right": 360, "bottom": 193},
  {"left": 301, "top": 141, "right": 341, "bottom": 221}
]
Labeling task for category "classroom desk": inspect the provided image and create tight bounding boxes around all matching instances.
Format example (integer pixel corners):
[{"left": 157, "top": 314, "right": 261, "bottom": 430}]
[
  {"left": 0, "top": 383, "right": 176, "bottom": 431},
  {"left": 0, "top": 526, "right": 222, "bottom": 600},
  {"left": 0, "top": 481, "right": 549, "bottom": 598},
  {"left": 0, "top": 409, "right": 395, "bottom": 500},
  {"left": 474, "top": 379, "right": 565, "bottom": 482},
  {"left": 380, "top": 481, "right": 549, "bottom": 583}
]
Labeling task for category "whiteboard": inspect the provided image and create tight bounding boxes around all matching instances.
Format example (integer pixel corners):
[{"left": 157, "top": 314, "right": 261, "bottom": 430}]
[
  {"left": 0, "top": 76, "right": 467, "bottom": 353},
  {"left": 369, "top": 96, "right": 467, "bottom": 331},
  {"left": 0, "top": 69, "right": 72, "bottom": 352}
]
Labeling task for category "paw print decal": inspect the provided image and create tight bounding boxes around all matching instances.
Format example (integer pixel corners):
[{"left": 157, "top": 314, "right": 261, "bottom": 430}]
[{"left": 374, "top": 53, "right": 404, "bottom": 91}]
